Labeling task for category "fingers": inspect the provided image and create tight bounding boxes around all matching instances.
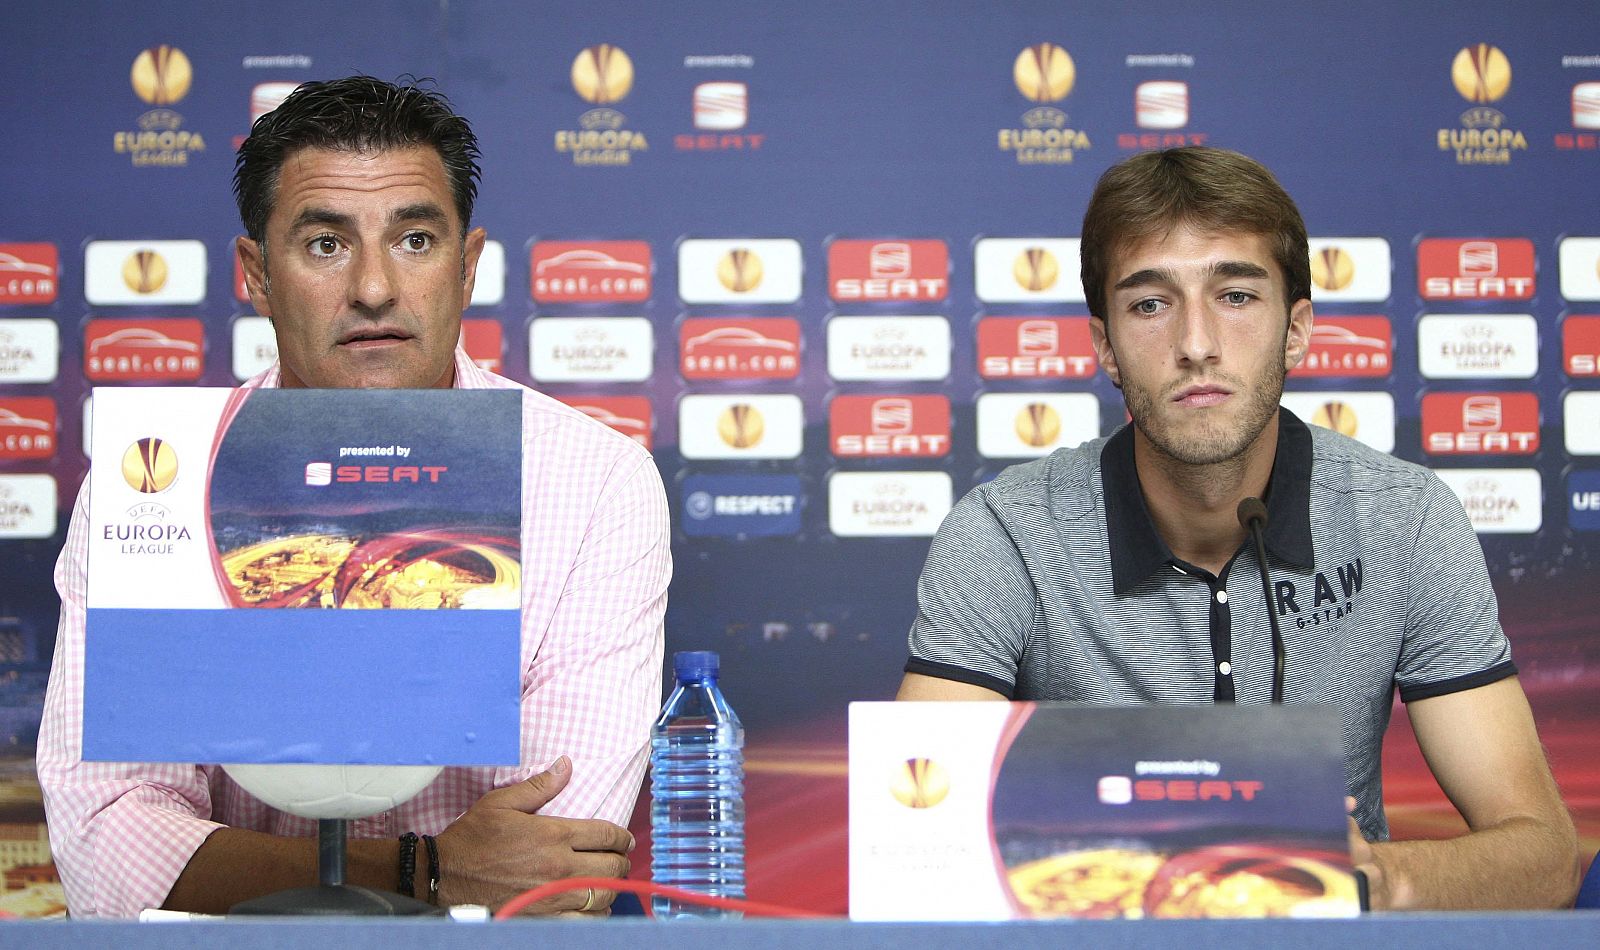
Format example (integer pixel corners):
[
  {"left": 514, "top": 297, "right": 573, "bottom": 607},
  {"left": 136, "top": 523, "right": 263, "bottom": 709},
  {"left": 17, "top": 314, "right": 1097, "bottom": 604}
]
[
  {"left": 483, "top": 756, "right": 573, "bottom": 814},
  {"left": 509, "top": 884, "right": 619, "bottom": 918},
  {"left": 548, "top": 907, "right": 612, "bottom": 919},
  {"left": 563, "top": 817, "right": 636, "bottom": 855},
  {"left": 565, "top": 847, "right": 632, "bottom": 882}
]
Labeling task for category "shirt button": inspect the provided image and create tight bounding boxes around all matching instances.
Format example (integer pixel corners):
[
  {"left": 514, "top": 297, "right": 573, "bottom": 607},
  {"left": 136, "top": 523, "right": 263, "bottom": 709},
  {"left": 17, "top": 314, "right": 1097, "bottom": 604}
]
[
  {"left": 1216, "top": 590, "right": 1228, "bottom": 604},
  {"left": 1219, "top": 661, "right": 1232, "bottom": 676}
]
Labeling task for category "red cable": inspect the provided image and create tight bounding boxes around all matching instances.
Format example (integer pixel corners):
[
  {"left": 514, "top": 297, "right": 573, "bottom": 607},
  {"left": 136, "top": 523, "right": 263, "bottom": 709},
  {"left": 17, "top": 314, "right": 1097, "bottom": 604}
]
[{"left": 492, "top": 876, "right": 828, "bottom": 920}]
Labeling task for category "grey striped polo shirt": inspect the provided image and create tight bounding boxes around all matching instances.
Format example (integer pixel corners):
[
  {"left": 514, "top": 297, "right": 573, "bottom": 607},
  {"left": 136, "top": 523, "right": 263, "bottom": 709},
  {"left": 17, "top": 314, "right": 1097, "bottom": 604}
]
[{"left": 906, "top": 408, "right": 1514, "bottom": 840}]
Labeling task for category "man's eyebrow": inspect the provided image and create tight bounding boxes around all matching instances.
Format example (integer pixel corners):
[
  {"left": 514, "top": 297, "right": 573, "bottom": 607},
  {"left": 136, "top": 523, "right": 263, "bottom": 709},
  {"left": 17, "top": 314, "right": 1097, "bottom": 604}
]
[
  {"left": 287, "top": 208, "right": 356, "bottom": 233},
  {"left": 1208, "top": 260, "right": 1272, "bottom": 281},
  {"left": 1112, "top": 267, "right": 1176, "bottom": 292},
  {"left": 390, "top": 202, "right": 452, "bottom": 230}
]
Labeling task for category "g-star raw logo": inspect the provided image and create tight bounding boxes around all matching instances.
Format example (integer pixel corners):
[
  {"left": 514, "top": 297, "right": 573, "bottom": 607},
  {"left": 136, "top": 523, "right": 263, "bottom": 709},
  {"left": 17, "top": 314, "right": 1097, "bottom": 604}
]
[{"left": 1273, "top": 559, "right": 1363, "bottom": 629}]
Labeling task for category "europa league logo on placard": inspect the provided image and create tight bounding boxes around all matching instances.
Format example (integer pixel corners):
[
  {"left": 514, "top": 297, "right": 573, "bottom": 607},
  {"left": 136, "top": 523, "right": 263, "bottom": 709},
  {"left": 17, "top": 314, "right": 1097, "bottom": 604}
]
[
  {"left": 890, "top": 757, "right": 950, "bottom": 809},
  {"left": 1015, "top": 402, "right": 1062, "bottom": 448},
  {"left": 122, "top": 437, "right": 178, "bottom": 493},
  {"left": 718, "top": 403, "right": 765, "bottom": 449},
  {"left": 717, "top": 247, "right": 764, "bottom": 293},
  {"left": 1313, "top": 401, "right": 1359, "bottom": 438},
  {"left": 1014, "top": 43, "right": 1075, "bottom": 102},
  {"left": 121, "top": 249, "right": 169, "bottom": 294},
  {"left": 130, "top": 45, "right": 192, "bottom": 105},
  {"left": 1452, "top": 43, "right": 1511, "bottom": 103},
  {"left": 1310, "top": 247, "right": 1355, "bottom": 292},
  {"left": 571, "top": 44, "right": 634, "bottom": 104},
  {"left": 1013, "top": 246, "right": 1060, "bottom": 293}
]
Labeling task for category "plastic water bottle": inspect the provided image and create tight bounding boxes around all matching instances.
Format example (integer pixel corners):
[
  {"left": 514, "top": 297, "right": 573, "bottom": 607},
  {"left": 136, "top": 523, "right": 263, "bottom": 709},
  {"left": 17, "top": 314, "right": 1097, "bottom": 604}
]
[{"left": 650, "top": 650, "right": 745, "bottom": 918}]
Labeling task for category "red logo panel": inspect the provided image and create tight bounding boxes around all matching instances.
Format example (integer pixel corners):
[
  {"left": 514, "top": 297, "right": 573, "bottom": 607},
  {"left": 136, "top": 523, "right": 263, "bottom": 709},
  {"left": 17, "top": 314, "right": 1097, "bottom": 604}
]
[
  {"left": 0, "top": 243, "right": 59, "bottom": 304},
  {"left": 532, "top": 241, "right": 651, "bottom": 303},
  {"left": 1421, "top": 392, "right": 1539, "bottom": 455},
  {"left": 828, "top": 239, "right": 949, "bottom": 302},
  {"left": 976, "top": 317, "right": 1096, "bottom": 378},
  {"left": 1417, "top": 238, "right": 1535, "bottom": 300},
  {"left": 1565, "top": 315, "right": 1600, "bottom": 377},
  {"left": 554, "top": 395, "right": 652, "bottom": 451},
  {"left": 84, "top": 319, "right": 205, "bottom": 381},
  {"left": 680, "top": 318, "right": 800, "bottom": 380},
  {"left": 1291, "top": 316, "right": 1393, "bottom": 378},
  {"left": 0, "top": 397, "right": 56, "bottom": 460},
  {"left": 460, "top": 319, "right": 503, "bottom": 373},
  {"left": 829, "top": 394, "right": 951, "bottom": 457}
]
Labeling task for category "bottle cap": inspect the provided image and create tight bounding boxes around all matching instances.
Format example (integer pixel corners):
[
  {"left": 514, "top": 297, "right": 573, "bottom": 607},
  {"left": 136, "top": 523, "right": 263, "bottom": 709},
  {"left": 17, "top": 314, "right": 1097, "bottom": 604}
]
[{"left": 673, "top": 650, "right": 719, "bottom": 681}]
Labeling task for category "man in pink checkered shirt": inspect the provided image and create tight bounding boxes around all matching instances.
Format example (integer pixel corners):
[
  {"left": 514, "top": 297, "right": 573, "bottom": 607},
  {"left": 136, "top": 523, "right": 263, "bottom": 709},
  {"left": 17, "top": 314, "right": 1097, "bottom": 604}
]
[{"left": 36, "top": 77, "right": 670, "bottom": 917}]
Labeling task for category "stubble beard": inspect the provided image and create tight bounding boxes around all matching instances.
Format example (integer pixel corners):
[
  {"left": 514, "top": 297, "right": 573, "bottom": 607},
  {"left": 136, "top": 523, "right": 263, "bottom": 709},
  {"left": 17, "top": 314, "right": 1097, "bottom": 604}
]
[{"left": 1123, "top": 361, "right": 1287, "bottom": 467}]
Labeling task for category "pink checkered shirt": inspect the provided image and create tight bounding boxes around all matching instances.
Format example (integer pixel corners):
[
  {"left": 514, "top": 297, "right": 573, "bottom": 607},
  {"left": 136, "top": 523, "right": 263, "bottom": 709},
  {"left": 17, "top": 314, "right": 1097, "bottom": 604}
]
[{"left": 36, "top": 348, "right": 670, "bottom": 917}]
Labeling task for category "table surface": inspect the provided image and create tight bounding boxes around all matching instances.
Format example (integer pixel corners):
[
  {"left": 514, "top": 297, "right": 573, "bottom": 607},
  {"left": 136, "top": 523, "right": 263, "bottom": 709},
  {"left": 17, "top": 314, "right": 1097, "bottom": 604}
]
[{"left": 3, "top": 913, "right": 1599, "bottom": 950}]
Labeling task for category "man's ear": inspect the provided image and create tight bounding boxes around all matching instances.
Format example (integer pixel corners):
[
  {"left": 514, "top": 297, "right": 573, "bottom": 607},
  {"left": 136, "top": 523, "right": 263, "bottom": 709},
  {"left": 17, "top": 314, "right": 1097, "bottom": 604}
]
[
  {"left": 1283, "top": 298, "right": 1314, "bottom": 372},
  {"left": 237, "top": 236, "right": 273, "bottom": 320},
  {"left": 1090, "top": 315, "right": 1122, "bottom": 388},
  {"left": 459, "top": 226, "right": 488, "bottom": 303}
]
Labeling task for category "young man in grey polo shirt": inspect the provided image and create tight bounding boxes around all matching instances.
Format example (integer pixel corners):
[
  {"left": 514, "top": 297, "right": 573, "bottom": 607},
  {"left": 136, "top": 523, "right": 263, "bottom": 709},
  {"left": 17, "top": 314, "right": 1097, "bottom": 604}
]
[{"left": 899, "top": 146, "right": 1578, "bottom": 909}]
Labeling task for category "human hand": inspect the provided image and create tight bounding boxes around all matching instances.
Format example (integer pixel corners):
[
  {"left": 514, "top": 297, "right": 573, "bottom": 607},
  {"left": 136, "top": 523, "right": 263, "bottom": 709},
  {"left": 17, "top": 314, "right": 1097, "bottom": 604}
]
[
  {"left": 433, "top": 755, "right": 634, "bottom": 915},
  {"left": 1346, "top": 795, "right": 1386, "bottom": 909}
]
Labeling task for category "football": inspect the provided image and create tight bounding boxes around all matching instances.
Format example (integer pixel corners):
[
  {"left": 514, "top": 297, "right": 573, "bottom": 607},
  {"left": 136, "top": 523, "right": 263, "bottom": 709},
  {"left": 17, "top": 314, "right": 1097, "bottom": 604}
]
[{"left": 222, "top": 764, "right": 443, "bottom": 820}]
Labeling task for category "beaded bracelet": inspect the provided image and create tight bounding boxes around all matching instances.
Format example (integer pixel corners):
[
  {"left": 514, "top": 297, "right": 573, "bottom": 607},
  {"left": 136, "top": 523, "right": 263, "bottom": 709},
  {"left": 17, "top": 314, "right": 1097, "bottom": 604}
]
[
  {"left": 397, "top": 831, "right": 419, "bottom": 898},
  {"left": 421, "top": 834, "right": 441, "bottom": 905}
]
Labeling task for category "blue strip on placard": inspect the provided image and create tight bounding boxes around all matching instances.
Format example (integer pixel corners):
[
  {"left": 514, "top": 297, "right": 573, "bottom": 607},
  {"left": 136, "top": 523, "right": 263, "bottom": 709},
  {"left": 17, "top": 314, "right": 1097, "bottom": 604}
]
[
  {"left": 83, "top": 608, "right": 521, "bottom": 766},
  {"left": 682, "top": 474, "right": 804, "bottom": 538},
  {"left": 1572, "top": 471, "right": 1600, "bottom": 532}
]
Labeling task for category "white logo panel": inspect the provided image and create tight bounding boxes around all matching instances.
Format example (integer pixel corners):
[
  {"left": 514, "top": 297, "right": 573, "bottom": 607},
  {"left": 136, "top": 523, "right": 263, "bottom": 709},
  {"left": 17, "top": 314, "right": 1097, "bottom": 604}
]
[
  {"left": 677, "top": 238, "right": 802, "bottom": 304},
  {"left": 1566, "top": 392, "right": 1600, "bottom": 455},
  {"left": 1576, "top": 83, "right": 1600, "bottom": 129},
  {"left": 0, "top": 474, "right": 56, "bottom": 539},
  {"left": 827, "top": 316, "right": 950, "bottom": 381},
  {"left": 0, "top": 318, "right": 61, "bottom": 383},
  {"left": 974, "top": 238, "right": 1084, "bottom": 303},
  {"left": 1434, "top": 469, "right": 1542, "bottom": 534},
  {"left": 975, "top": 393, "right": 1099, "bottom": 458},
  {"left": 529, "top": 317, "right": 653, "bottom": 382},
  {"left": 1417, "top": 314, "right": 1538, "bottom": 379},
  {"left": 1559, "top": 237, "right": 1600, "bottom": 301},
  {"left": 469, "top": 240, "right": 505, "bottom": 307},
  {"left": 230, "top": 316, "right": 277, "bottom": 382},
  {"left": 1306, "top": 238, "right": 1392, "bottom": 302},
  {"left": 250, "top": 81, "right": 298, "bottom": 123},
  {"left": 1281, "top": 391, "right": 1395, "bottom": 453},
  {"left": 694, "top": 82, "right": 748, "bottom": 130},
  {"left": 678, "top": 394, "right": 803, "bottom": 460},
  {"left": 1135, "top": 81, "right": 1188, "bottom": 129},
  {"left": 85, "top": 240, "right": 207, "bottom": 305},
  {"left": 828, "top": 472, "right": 952, "bottom": 537}
]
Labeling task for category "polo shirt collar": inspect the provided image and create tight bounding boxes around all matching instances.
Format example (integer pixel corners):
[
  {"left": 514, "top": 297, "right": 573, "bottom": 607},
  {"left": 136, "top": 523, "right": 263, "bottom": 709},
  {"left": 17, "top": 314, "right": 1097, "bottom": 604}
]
[{"left": 1100, "top": 407, "right": 1315, "bottom": 595}]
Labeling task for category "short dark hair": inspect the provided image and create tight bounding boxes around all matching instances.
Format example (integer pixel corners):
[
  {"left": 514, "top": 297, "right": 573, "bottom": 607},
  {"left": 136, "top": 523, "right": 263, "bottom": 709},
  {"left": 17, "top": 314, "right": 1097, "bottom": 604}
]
[
  {"left": 1079, "top": 146, "right": 1310, "bottom": 320},
  {"left": 233, "top": 76, "right": 481, "bottom": 245}
]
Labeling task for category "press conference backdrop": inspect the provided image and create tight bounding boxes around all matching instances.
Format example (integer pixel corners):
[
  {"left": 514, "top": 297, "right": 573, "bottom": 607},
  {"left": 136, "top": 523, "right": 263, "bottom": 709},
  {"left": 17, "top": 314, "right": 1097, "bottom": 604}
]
[{"left": 1, "top": 0, "right": 1597, "bottom": 916}]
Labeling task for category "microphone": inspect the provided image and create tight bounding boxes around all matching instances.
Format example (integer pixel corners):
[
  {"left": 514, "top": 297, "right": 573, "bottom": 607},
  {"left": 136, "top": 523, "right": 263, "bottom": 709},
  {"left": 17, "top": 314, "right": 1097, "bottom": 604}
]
[{"left": 1236, "top": 497, "right": 1285, "bottom": 704}]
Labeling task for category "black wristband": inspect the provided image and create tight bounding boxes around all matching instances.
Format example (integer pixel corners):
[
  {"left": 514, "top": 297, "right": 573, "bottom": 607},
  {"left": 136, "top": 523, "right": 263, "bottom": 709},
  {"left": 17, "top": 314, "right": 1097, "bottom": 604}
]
[
  {"left": 421, "top": 834, "right": 441, "bottom": 905},
  {"left": 397, "top": 831, "right": 419, "bottom": 898}
]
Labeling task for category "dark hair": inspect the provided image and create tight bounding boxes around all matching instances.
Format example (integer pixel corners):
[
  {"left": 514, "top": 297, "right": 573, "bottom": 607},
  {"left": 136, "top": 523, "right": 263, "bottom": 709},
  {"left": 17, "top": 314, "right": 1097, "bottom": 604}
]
[
  {"left": 1079, "top": 146, "right": 1310, "bottom": 320},
  {"left": 233, "top": 76, "right": 481, "bottom": 245}
]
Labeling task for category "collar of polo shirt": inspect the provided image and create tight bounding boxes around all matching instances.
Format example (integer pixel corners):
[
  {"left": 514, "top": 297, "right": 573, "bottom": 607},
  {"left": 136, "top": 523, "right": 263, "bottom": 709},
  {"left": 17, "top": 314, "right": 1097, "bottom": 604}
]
[{"left": 1100, "top": 407, "right": 1316, "bottom": 595}]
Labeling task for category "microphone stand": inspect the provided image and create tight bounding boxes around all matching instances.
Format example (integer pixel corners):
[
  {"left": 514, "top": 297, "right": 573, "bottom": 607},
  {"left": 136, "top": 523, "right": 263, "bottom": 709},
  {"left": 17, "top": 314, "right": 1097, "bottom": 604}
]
[
  {"left": 1237, "top": 497, "right": 1285, "bottom": 704},
  {"left": 230, "top": 818, "right": 442, "bottom": 916}
]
